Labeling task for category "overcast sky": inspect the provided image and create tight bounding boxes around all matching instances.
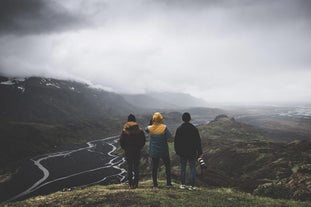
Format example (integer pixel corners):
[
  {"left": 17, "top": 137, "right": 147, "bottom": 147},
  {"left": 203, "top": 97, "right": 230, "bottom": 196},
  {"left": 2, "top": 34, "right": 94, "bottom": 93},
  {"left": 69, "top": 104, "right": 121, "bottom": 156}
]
[{"left": 0, "top": 0, "right": 310, "bottom": 104}]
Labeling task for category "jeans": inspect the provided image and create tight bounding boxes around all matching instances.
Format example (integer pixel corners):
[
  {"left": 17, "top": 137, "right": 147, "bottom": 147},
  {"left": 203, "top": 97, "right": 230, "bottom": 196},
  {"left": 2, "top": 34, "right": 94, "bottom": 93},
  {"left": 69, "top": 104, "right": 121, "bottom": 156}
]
[
  {"left": 152, "top": 157, "right": 171, "bottom": 186},
  {"left": 126, "top": 156, "right": 140, "bottom": 187},
  {"left": 180, "top": 157, "right": 196, "bottom": 186}
]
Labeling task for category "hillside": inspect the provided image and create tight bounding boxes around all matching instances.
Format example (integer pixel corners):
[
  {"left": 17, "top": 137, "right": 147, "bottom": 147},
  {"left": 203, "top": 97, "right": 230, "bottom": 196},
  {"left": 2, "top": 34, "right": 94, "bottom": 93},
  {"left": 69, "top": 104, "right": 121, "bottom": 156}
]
[
  {"left": 227, "top": 105, "right": 311, "bottom": 142},
  {"left": 2, "top": 180, "right": 310, "bottom": 207},
  {"left": 0, "top": 76, "right": 136, "bottom": 173},
  {"left": 122, "top": 94, "right": 177, "bottom": 109},
  {"left": 1, "top": 114, "right": 310, "bottom": 205},
  {"left": 0, "top": 76, "right": 136, "bottom": 122},
  {"left": 122, "top": 92, "right": 208, "bottom": 109},
  {"left": 194, "top": 115, "right": 311, "bottom": 200}
]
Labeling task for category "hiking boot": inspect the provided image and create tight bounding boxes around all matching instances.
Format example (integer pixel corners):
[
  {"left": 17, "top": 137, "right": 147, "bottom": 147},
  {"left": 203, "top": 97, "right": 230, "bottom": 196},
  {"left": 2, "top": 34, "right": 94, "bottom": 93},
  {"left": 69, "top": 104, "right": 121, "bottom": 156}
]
[
  {"left": 179, "top": 185, "right": 186, "bottom": 189},
  {"left": 188, "top": 186, "right": 197, "bottom": 191}
]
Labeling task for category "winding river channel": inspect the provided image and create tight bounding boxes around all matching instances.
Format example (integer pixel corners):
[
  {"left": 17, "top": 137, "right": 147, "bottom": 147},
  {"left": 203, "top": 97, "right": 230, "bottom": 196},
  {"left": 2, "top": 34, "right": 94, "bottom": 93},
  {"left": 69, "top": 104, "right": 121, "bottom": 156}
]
[{"left": 0, "top": 136, "right": 126, "bottom": 203}]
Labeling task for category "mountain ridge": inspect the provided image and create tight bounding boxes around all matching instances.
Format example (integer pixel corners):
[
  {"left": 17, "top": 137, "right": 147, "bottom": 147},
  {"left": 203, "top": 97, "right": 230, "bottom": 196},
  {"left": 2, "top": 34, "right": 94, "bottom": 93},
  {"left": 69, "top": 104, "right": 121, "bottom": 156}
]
[
  {"left": 0, "top": 76, "right": 137, "bottom": 122},
  {"left": 122, "top": 92, "right": 208, "bottom": 110}
]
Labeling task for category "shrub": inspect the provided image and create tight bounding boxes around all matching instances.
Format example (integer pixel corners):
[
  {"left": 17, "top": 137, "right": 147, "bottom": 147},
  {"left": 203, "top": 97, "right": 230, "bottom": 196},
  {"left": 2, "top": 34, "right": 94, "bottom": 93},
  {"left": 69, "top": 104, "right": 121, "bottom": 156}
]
[{"left": 253, "top": 182, "right": 290, "bottom": 199}]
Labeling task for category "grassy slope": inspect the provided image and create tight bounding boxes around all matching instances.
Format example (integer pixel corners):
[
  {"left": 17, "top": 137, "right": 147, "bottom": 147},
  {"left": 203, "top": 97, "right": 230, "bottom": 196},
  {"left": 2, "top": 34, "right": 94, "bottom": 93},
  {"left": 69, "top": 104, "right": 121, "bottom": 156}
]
[
  {"left": 195, "top": 116, "right": 311, "bottom": 200},
  {"left": 2, "top": 180, "right": 310, "bottom": 207}
]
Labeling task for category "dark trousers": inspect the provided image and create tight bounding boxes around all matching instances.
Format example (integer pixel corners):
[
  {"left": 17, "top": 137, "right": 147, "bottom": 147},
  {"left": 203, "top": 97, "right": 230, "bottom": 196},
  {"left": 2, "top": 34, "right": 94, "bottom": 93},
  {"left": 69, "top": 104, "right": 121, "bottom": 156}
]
[
  {"left": 180, "top": 157, "right": 196, "bottom": 186},
  {"left": 126, "top": 156, "right": 140, "bottom": 187},
  {"left": 152, "top": 156, "right": 171, "bottom": 186}
]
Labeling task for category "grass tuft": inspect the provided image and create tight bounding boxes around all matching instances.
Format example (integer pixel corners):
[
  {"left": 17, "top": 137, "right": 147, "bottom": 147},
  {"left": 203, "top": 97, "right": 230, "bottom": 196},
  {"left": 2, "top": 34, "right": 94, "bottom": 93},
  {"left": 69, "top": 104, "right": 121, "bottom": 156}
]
[{"left": 2, "top": 180, "right": 310, "bottom": 207}]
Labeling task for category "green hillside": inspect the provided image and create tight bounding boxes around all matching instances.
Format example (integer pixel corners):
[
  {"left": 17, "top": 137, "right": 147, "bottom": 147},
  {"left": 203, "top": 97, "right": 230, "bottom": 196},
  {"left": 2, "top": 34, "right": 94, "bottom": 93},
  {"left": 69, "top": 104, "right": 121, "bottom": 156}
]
[
  {"left": 2, "top": 180, "right": 310, "bottom": 207},
  {"left": 1, "top": 113, "right": 310, "bottom": 205},
  {"left": 194, "top": 115, "right": 311, "bottom": 200}
]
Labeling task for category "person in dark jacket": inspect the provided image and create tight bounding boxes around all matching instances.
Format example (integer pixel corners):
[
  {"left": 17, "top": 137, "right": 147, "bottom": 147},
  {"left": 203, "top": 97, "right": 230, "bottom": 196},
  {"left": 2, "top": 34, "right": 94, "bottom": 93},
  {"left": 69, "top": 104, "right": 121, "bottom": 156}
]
[
  {"left": 120, "top": 114, "right": 146, "bottom": 189},
  {"left": 145, "top": 112, "right": 173, "bottom": 188},
  {"left": 174, "top": 112, "right": 203, "bottom": 190}
]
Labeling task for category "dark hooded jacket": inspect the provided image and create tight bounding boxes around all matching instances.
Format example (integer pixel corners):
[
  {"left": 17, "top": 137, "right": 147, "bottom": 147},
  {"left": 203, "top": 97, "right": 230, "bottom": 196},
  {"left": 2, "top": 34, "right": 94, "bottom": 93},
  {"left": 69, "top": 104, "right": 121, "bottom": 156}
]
[
  {"left": 174, "top": 122, "right": 202, "bottom": 159},
  {"left": 120, "top": 121, "right": 146, "bottom": 158}
]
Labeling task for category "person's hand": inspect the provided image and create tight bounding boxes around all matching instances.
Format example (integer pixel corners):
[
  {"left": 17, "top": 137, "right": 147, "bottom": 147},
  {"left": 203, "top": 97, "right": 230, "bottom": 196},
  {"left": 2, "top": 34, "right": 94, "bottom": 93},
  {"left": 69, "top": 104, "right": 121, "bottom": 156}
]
[{"left": 167, "top": 137, "right": 174, "bottom": 143}]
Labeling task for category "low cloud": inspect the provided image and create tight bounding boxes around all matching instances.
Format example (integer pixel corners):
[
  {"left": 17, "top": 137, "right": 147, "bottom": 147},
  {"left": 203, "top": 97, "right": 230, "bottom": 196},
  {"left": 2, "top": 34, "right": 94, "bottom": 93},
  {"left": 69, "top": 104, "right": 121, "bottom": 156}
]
[
  {"left": 0, "top": 0, "right": 310, "bottom": 104},
  {"left": 0, "top": 0, "right": 87, "bottom": 35}
]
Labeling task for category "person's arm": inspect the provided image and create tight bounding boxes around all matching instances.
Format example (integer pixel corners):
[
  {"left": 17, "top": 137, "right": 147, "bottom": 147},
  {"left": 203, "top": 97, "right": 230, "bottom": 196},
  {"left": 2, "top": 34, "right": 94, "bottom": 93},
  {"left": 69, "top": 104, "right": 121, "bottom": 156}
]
[
  {"left": 144, "top": 126, "right": 149, "bottom": 133},
  {"left": 174, "top": 128, "right": 180, "bottom": 155},
  {"left": 139, "top": 130, "right": 146, "bottom": 149},
  {"left": 165, "top": 127, "right": 173, "bottom": 142},
  {"left": 119, "top": 133, "right": 126, "bottom": 150}
]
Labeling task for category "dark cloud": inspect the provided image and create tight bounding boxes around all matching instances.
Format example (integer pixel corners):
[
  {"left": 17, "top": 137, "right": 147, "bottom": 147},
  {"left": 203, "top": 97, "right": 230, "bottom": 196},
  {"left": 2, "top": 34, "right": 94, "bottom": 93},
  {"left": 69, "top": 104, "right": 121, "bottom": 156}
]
[
  {"left": 0, "top": 0, "right": 87, "bottom": 36},
  {"left": 0, "top": 0, "right": 310, "bottom": 104}
]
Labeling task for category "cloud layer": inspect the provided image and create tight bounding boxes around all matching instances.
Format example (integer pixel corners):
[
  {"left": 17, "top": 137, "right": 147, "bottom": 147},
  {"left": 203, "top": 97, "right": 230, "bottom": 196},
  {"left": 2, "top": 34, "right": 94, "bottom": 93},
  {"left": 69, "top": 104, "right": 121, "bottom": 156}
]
[{"left": 0, "top": 0, "right": 310, "bottom": 104}]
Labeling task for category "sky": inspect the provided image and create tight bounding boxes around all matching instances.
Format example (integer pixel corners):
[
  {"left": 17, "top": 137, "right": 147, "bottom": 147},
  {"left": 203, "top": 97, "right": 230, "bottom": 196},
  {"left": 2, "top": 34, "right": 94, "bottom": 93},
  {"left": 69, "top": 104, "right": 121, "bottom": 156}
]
[{"left": 0, "top": 0, "right": 310, "bottom": 105}]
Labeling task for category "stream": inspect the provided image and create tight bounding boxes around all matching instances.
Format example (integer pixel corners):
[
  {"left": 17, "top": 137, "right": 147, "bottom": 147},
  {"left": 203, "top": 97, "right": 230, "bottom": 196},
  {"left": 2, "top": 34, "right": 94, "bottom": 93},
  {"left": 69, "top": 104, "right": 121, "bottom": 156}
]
[{"left": 0, "top": 136, "right": 126, "bottom": 203}]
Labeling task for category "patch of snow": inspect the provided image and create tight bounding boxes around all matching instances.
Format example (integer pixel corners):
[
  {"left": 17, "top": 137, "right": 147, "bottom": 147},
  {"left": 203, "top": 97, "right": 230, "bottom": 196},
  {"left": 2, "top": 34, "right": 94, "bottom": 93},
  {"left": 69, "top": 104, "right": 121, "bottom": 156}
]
[
  {"left": 40, "top": 79, "right": 47, "bottom": 84},
  {"left": 69, "top": 87, "right": 75, "bottom": 90},
  {"left": 88, "top": 83, "right": 114, "bottom": 92},
  {"left": 1, "top": 77, "right": 26, "bottom": 85},
  {"left": 17, "top": 86, "right": 25, "bottom": 93},
  {"left": 46, "top": 83, "right": 61, "bottom": 89},
  {"left": 0, "top": 80, "right": 15, "bottom": 85}
]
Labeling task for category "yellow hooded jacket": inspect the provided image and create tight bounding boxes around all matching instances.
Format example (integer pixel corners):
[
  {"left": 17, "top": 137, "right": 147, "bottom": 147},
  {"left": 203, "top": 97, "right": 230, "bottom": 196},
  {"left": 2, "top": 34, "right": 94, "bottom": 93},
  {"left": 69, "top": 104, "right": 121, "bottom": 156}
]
[
  {"left": 146, "top": 112, "right": 172, "bottom": 158},
  {"left": 147, "top": 112, "right": 166, "bottom": 135}
]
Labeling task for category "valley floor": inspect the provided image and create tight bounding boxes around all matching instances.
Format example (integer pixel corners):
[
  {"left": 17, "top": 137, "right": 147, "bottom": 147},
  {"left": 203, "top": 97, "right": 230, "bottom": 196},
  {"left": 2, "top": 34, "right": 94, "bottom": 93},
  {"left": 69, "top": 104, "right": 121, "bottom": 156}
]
[{"left": 2, "top": 180, "right": 310, "bottom": 207}]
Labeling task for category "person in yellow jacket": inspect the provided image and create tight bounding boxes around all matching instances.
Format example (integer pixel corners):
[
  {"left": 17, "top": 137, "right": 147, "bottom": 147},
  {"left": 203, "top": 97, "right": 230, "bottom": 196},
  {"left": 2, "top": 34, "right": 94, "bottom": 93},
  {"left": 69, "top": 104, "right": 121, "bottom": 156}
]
[{"left": 145, "top": 112, "right": 173, "bottom": 188}]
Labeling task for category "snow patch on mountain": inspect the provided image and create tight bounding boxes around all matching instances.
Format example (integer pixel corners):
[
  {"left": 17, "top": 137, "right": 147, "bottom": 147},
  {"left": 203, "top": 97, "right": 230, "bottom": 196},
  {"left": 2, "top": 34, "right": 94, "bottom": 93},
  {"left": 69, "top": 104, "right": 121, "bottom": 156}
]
[
  {"left": 46, "top": 83, "right": 61, "bottom": 89},
  {"left": 88, "top": 83, "right": 114, "bottom": 92},
  {"left": 17, "top": 86, "right": 25, "bottom": 93},
  {"left": 0, "top": 80, "right": 15, "bottom": 85}
]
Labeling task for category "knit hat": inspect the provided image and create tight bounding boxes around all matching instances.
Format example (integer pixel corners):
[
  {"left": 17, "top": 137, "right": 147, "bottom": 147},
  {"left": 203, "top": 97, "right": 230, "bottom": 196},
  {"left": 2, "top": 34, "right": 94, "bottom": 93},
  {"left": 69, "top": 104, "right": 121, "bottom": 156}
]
[
  {"left": 127, "top": 114, "right": 136, "bottom": 122},
  {"left": 182, "top": 112, "right": 191, "bottom": 122}
]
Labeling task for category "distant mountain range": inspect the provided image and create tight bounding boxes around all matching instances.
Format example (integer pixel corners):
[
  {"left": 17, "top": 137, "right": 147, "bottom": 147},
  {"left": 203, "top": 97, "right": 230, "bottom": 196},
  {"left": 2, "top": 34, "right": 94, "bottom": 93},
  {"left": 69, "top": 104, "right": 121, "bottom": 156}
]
[
  {"left": 0, "top": 76, "right": 209, "bottom": 123},
  {"left": 122, "top": 92, "right": 208, "bottom": 110},
  {"left": 0, "top": 76, "right": 137, "bottom": 122}
]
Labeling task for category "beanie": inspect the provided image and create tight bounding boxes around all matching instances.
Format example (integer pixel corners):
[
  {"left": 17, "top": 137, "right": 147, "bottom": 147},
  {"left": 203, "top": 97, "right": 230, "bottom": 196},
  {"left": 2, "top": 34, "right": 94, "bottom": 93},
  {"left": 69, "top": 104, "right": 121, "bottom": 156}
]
[
  {"left": 128, "top": 114, "right": 136, "bottom": 122},
  {"left": 182, "top": 112, "right": 191, "bottom": 122}
]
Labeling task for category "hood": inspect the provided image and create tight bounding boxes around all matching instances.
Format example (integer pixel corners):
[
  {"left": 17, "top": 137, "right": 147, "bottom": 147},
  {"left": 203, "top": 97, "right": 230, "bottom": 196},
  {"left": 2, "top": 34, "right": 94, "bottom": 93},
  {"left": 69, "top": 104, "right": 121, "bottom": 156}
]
[
  {"left": 148, "top": 112, "right": 166, "bottom": 135},
  {"left": 152, "top": 112, "right": 164, "bottom": 124},
  {"left": 122, "top": 121, "right": 141, "bottom": 135}
]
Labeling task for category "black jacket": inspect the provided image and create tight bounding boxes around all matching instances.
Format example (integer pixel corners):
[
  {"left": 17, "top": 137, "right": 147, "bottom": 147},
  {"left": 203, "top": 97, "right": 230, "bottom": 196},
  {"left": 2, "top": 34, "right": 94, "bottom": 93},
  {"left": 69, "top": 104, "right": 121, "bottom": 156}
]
[
  {"left": 119, "top": 121, "right": 146, "bottom": 158},
  {"left": 174, "top": 122, "right": 203, "bottom": 159}
]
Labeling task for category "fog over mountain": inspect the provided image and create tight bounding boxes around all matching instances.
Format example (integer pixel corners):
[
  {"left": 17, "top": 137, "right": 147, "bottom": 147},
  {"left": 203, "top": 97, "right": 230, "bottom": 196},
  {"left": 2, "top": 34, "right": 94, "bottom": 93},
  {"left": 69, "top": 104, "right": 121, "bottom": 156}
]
[{"left": 0, "top": 0, "right": 310, "bottom": 104}]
